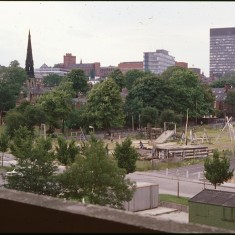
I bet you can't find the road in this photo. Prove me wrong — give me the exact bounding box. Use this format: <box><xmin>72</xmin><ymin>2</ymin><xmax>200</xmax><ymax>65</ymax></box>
<box><xmin>127</xmin><ymin>158</ymin><xmax>235</xmax><ymax>198</ymax></box>
<box><xmin>2</xmin><ymin>152</ymin><xmax>235</xmax><ymax>198</ymax></box>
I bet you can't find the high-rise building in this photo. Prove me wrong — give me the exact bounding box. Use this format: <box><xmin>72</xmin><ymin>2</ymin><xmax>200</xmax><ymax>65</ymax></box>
<box><xmin>143</xmin><ymin>49</ymin><xmax>175</xmax><ymax>75</ymax></box>
<box><xmin>210</xmin><ymin>27</ymin><xmax>235</xmax><ymax>78</ymax></box>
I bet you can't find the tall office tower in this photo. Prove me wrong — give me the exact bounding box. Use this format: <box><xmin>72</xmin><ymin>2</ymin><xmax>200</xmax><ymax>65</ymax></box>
<box><xmin>143</xmin><ymin>49</ymin><xmax>175</xmax><ymax>75</ymax></box>
<box><xmin>210</xmin><ymin>27</ymin><xmax>235</xmax><ymax>78</ymax></box>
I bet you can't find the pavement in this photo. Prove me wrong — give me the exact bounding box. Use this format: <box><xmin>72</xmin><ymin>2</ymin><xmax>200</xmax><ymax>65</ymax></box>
<box><xmin>135</xmin><ymin>207</ymin><xmax>188</xmax><ymax>223</ymax></box>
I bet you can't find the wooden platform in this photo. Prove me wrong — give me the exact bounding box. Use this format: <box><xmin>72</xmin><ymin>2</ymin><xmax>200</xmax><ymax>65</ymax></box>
<box><xmin>155</xmin><ymin>143</ymin><xmax>213</xmax><ymax>160</ymax></box>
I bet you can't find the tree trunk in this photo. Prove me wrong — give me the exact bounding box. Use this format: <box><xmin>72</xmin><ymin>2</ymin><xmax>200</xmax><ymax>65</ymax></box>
<box><xmin>1</xmin><ymin>152</ymin><xmax>4</xmax><ymax>167</ymax></box>
<box><xmin>0</xmin><ymin>110</ymin><xmax>2</xmax><ymax>125</ymax></box>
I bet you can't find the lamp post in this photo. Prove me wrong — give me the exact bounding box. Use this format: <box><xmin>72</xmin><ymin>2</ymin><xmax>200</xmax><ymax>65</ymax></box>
<box><xmin>176</xmin><ymin>169</ymin><xmax>179</xmax><ymax>197</ymax></box>
<box><xmin>203</xmin><ymin>171</ymin><xmax>206</xmax><ymax>189</ymax></box>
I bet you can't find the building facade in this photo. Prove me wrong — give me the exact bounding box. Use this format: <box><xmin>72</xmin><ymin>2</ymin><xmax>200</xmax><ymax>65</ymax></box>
<box><xmin>210</xmin><ymin>27</ymin><xmax>235</xmax><ymax>78</ymax></box>
<box><xmin>118</xmin><ymin>61</ymin><xmax>143</xmax><ymax>73</ymax></box>
<box><xmin>143</xmin><ymin>49</ymin><xmax>175</xmax><ymax>75</ymax></box>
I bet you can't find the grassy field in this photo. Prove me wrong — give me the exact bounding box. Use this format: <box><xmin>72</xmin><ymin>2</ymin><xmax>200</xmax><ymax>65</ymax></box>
<box><xmin>159</xmin><ymin>194</ymin><xmax>189</xmax><ymax>206</ymax></box>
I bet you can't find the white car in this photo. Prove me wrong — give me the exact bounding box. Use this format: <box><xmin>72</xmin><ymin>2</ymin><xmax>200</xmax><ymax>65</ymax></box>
<box><xmin>5</xmin><ymin>168</ymin><xmax>23</xmax><ymax>176</ymax></box>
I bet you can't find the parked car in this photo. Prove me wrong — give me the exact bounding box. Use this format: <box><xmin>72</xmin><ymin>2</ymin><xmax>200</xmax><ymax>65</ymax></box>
<box><xmin>5</xmin><ymin>168</ymin><xmax>23</xmax><ymax>176</ymax></box>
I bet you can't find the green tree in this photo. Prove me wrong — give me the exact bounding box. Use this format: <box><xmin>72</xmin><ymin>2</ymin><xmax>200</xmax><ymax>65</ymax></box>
<box><xmin>85</xmin><ymin>78</ymin><xmax>125</xmax><ymax>135</ymax></box>
<box><xmin>66</xmin><ymin>69</ymin><xmax>89</xmax><ymax>95</ymax></box>
<box><xmin>43</xmin><ymin>74</ymin><xmax>64</xmax><ymax>87</ymax></box>
<box><xmin>140</xmin><ymin>106</ymin><xmax>159</xmax><ymax>127</ymax></box>
<box><xmin>113</xmin><ymin>137</ymin><xmax>139</xmax><ymax>174</ymax></box>
<box><xmin>38</xmin><ymin>83</ymin><xmax>73</xmax><ymax>134</ymax></box>
<box><xmin>0</xmin><ymin>133</ymin><xmax>9</xmax><ymax>167</ymax></box>
<box><xmin>225</xmin><ymin>90</ymin><xmax>235</xmax><ymax>106</ymax></box>
<box><xmin>204</xmin><ymin>150</ymin><xmax>234</xmax><ymax>189</ymax></box>
<box><xmin>0</xmin><ymin>66</ymin><xmax>27</xmax><ymax>124</ymax></box>
<box><xmin>58</xmin><ymin>136</ymin><xmax>135</xmax><ymax>209</ymax></box>
<box><xmin>126</xmin><ymin>74</ymin><xmax>173</xmax><ymax>112</ymax></box>
<box><xmin>4</xmin><ymin>101</ymin><xmax>46</xmax><ymax>137</ymax></box>
<box><xmin>167</xmin><ymin>69</ymin><xmax>214</xmax><ymax>119</ymax></box>
<box><xmin>55</xmin><ymin>137</ymin><xmax>79</xmax><ymax>166</ymax></box>
<box><xmin>108</xmin><ymin>69</ymin><xmax>125</xmax><ymax>91</ymax></box>
<box><xmin>6</xmin><ymin>128</ymin><xmax>60</xmax><ymax>196</ymax></box>
<box><xmin>9</xmin><ymin>60</ymin><xmax>20</xmax><ymax>67</ymax></box>
<box><xmin>124</xmin><ymin>69</ymin><xmax>147</xmax><ymax>90</ymax></box>
<box><xmin>158</xmin><ymin>109</ymin><xmax>183</xmax><ymax>127</ymax></box>
<box><xmin>4</xmin><ymin>111</ymin><xmax>27</xmax><ymax>138</ymax></box>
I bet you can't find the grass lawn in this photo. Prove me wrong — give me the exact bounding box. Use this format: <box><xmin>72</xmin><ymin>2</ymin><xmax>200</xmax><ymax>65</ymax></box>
<box><xmin>159</xmin><ymin>194</ymin><xmax>189</xmax><ymax>206</ymax></box>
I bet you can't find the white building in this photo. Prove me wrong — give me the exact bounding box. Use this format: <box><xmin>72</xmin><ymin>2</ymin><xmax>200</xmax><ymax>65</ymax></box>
<box><xmin>143</xmin><ymin>49</ymin><xmax>175</xmax><ymax>75</ymax></box>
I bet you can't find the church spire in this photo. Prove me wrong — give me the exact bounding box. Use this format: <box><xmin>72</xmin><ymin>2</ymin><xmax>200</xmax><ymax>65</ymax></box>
<box><xmin>25</xmin><ymin>29</ymin><xmax>34</xmax><ymax>78</ymax></box>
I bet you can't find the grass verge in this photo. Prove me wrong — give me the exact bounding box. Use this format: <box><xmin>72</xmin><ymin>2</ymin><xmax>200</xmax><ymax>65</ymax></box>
<box><xmin>159</xmin><ymin>194</ymin><xmax>189</xmax><ymax>206</ymax></box>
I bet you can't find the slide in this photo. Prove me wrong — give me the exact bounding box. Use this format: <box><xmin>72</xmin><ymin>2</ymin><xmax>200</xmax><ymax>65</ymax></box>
<box><xmin>155</xmin><ymin>130</ymin><xmax>175</xmax><ymax>144</ymax></box>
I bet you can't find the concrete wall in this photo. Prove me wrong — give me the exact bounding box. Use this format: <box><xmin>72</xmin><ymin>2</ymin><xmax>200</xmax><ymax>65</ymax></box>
<box><xmin>0</xmin><ymin>188</ymin><xmax>233</xmax><ymax>233</ymax></box>
<box><xmin>124</xmin><ymin>182</ymin><xmax>158</xmax><ymax>212</ymax></box>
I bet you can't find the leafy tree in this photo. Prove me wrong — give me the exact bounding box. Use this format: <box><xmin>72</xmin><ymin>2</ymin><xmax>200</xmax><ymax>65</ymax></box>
<box><xmin>6</xmin><ymin>128</ymin><xmax>60</xmax><ymax>196</ymax></box>
<box><xmin>124</xmin><ymin>70</ymin><xmax>147</xmax><ymax>90</ymax></box>
<box><xmin>225</xmin><ymin>90</ymin><xmax>235</xmax><ymax>106</ymax></box>
<box><xmin>211</xmin><ymin>71</ymin><xmax>235</xmax><ymax>88</ymax></box>
<box><xmin>204</xmin><ymin>150</ymin><xmax>234</xmax><ymax>189</ymax></box>
<box><xmin>158</xmin><ymin>109</ymin><xmax>183</xmax><ymax>127</ymax></box>
<box><xmin>85</xmin><ymin>78</ymin><xmax>125</xmax><ymax>135</ymax></box>
<box><xmin>0</xmin><ymin>66</ymin><xmax>27</xmax><ymax>124</ymax></box>
<box><xmin>108</xmin><ymin>69</ymin><xmax>125</xmax><ymax>91</ymax></box>
<box><xmin>4</xmin><ymin>111</ymin><xmax>27</xmax><ymax>138</ymax></box>
<box><xmin>9</xmin><ymin>60</ymin><xmax>20</xmax><ymax>67</ymax></box>
<box><xmin>126</xmin><ymin>74</ymin><xmax>173</xmax><ymax>112</ymax></box>
<box><xmin>4</xmin><ymin>101</ymin><xmax>46</xmax><ymax>137</ymax></box>
<box><xmin>140</xmin><ymin>106</ymin><xmax>159</xmax><ymax>127</ymax></box>
<box><xmin>55</xmin><ymin>137</ymin><xmax>79</xmax><ymax>166</ymax></box>
<box><xmin>167</xmin><ymin>69</ymin><xmax>214</xmax><ymax>119</ymax></box>
<box><xmin>113</xmin><ymin>137</ymin><xmax>139</xmax><ymax>174</ymax></box>
<box><xmin>43</xmin><ymin>74</ymin><xmax>64</xmax><ymax>87</ymax></box>
<box><xmin>58</xmin><ymin>136</ymin><xmax>135</xmax><ymax>209</ymax></box>
<box><xmin>0</xmin><ymin>133</ymin><xmax>9</xmax><ymax>167</ymax></box>
<box><xmin>66</xmin><ymin>69</ymin><xmax>89</xmax><ymax>95</ymax></box>
<box><xmin>38</xmin><ymin>82</ymin><xmax>73</xmax><ymax>134</ymax></box>
<box><xmin>124</xmin><ymin>97</ymin><xmax>143</xmax><ymax>128</ymax></box>
<box><xmin>160</xmin><ymin>66</ymin><xmax>185</xmax><ymax>80</ymax></box>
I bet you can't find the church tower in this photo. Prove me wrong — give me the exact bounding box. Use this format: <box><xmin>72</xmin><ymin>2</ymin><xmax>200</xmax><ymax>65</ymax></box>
<box><xmin>25</xmin><ymin>30</ymin><xmax>35</xmax><ymax>79</ymax></box>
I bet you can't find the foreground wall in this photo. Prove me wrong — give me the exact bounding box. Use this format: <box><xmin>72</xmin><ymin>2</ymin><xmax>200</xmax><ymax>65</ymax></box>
<box><xmin>0</xmin><ymin>188</ymin><xmax>233</xmax><ymax>233</ymax></box>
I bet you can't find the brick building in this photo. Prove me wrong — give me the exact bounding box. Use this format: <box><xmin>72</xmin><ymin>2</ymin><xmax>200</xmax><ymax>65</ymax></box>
<box><xmin>118</xmin><ymin>61</ymin><xmax>143</xmax><ymax>73</ymax></box>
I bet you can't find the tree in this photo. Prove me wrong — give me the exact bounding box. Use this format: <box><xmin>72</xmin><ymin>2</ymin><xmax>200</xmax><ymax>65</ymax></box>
<box><xmin>225</xmin><ymin>90</ymin><xmax>235</xmax><ymax>106</ymax></box>
<box><xmin>204</xmin><ymin>150</ymin><xmax>234</xmax><ymax>189</ymax></box>
<box><xmin>58</xmin><ymin>136</ymin><xmax>135</xmax><ymax>209</ymax></box>
<box><xmin>38</xmin><ymin>82</ymin><xmax>74</xmax><ymax>134</ymax></box>
<box><xmin>85</xmin><ymin>78</ymin><xmax>125</xmax><ymax>134</ymax></box>
<box><xmin>125</xmin><ymin>70</ymin><xmax>150</xmax><ymax>90</ymax></box>
<box><xmin>0</xmin><ymin>66</ymin><xmax>28</xmax><ymax>124</ymax></box>
<box><xmin>55</xmin><ymin>137</ymin><xmax>79</xmax><ymax>166</ymax></box>
<box><xmin>4</xmin><ymin>101</ymin><xmax>46</xmax><ymax>137</ymax></box>
<box><xmin>108</xmin><ymin>69</ymin><xmax>125</xmax><ymax>91</ymax></box>
<box><xmin>167</xmin><ymin>69</ymin><xmax>214</xmax><ymax>119</ymax></box>
<box><xmin>43</xmin><ymin>74</ymin><xmax>64</xmax><ymax>87</ymax></box>
<box><xmin>9</xmin><ymin>60</ymin><xmax>20</xmax><ymax>67</ymax></box>
<box><xmin>158</xmin><ymin>109</ymin><xmax>183</xmax><ymax>127</ymax></box>
<box><xmin>140</xmin><ymin>106</ymin><xmax>159</xmax><ymax>127</ymax></box>
<box><xmin>66</xmin><ymin>69</ymin><xmax>89</xmax><ymax>95</ymax></box>
<box><xmin>6</xmin><ymin>128</ymin><xmax>60</xmax><ymax>197</ymax></box>
<box><xmin>126</xmin><ymin>74</ymin><xmax>173</xmax><ymax>112</ymax></box>
<box><xmin>113</xmin><ymin>137</ymin><xmax>139</xmax><ymax>174</ymax></box>
<box><xmin>0</xmin><ymin>133</ymin><xmax>9</xmax><ymax>167</ymax></box>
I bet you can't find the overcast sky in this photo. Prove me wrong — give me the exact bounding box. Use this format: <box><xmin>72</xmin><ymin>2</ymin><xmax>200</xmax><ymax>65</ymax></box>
<box><xmin>0</xmin><ymin>1</ymin><xmax>235</xmax><ymax>76</ymax></box>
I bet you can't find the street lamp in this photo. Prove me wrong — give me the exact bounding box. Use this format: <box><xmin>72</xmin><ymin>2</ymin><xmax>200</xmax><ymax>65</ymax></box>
<box><xmin>176</xmin><ymin>169</ymin><xmax>179</xmax><ymax>197</ymax></box>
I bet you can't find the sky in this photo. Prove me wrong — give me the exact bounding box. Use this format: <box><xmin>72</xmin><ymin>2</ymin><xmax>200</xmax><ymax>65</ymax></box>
<box><xmin>0</xmin><ymin>1</ymin><xmax>235</xmax><ymax>77</ymax></box>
